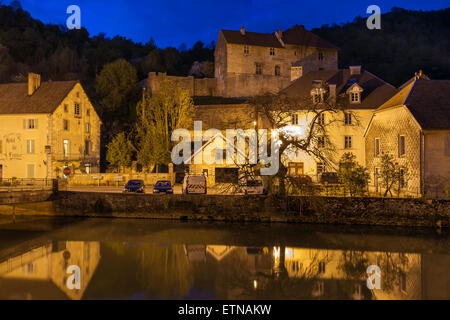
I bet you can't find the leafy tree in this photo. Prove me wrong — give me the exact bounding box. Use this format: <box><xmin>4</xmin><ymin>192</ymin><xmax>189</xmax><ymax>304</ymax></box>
<box><xmin>136</xmin><ymin>79</ymin><xmax>194</xmax><ymax>170</ymax></box>
<box><xmin>95</xmin><ymin>58</ymin><xmax>140</xmax><ymax>117</ymax></box>
<box><xmin>378</xmin><ymin>153</ymin><xmax>409</xmax><ymax>197</ymax></box>
<box><xmin>338</xmin><ymin>152</ymin><xmax>370</xmax><ymax>196</ymax></box>
<box><xmin>106</xmin><ymin>132</ymin><xmax>132</xmax><ymax>172</ymax></box>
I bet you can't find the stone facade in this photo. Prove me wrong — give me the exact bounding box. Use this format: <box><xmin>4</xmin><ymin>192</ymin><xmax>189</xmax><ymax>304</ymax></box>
<box><xmin>215</xmin><ymin>29</ymin><xmax>338</xmax><ymax>97</ymax></box>
<box><xmin>146</xmin><ymin>72</ymin><xmax>217</xmax><ymax>97</ymax></box>
<box><xmin>365</xmin><ymin>106</ymin><xmax>423</xmax><ymax>196</ymax></box>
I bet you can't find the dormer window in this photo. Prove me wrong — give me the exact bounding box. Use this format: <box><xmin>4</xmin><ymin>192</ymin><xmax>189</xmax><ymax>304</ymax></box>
<box><xmin>244</xmin><ymin>45</ymin><xmax>249</xmax><ymax>55</ymax></box>
<box><xmin>350</xmin><ymin>92</ymin><xmax>360</xmax><ymax>103</ymax></box>
<box><xmin>347</xmin><ymin>83</ymin><xmax>363</xmax><ymax>104</ymax></box>
<box><xmin>270</xmin><ymin>48</ymin><xmax>275</xmax><ymax>56</ymax></box>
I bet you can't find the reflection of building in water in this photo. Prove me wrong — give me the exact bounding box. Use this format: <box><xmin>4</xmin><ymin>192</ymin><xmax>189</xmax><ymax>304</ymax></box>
<box><xmin>206</xmin><ymin>245</ymin><xmax>236</xmax><ymax>261</ymax></box>
<box><xmin>278</xmin><ymin>247</ymin><xmax>424</xmax><ymax>300</ymax></box>
<box><xmin>0</xmin><ymin>241</ymin><xmax>100</xmax><ymax>300</ymax></box>
<box><xmin>195</xmin><ymin>244</ymin><xmax>450</xmax><ymax>300</ymax></box>
<box><xmin>184</xmin><ymin>245</ymin><xmax>207</xmax><ymax>263</ymax></box>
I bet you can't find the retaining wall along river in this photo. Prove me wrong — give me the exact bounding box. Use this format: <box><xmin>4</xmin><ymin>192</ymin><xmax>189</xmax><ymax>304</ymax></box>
<box><xmin>0</xmin><ymin>191</ymin><xmax>448</xmax><ymax>228</ymax></box>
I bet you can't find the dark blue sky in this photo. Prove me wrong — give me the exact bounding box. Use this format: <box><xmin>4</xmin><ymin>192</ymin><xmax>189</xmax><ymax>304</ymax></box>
<box><xmin>18</xmin><ymin>0</ymin><xmax>450</xmax><ymax>48</ymax></box>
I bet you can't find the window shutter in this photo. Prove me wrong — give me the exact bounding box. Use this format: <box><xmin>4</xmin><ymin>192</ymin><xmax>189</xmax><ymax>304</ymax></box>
<box><xmin>23</xmin><ymin>119</ymin><xmax>26</xmax><ymax>129</ymax></box>
<box><xmin>35</xmin><ymin>119</ymin><xmax>38</xmax><ymax>130</ymax></box>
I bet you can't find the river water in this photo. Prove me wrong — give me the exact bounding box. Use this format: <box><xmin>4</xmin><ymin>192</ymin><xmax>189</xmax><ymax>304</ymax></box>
<box><xmin>0</xmin><ymin>217</ymin><xmax>449</xmax><ymax>300</ymax></box>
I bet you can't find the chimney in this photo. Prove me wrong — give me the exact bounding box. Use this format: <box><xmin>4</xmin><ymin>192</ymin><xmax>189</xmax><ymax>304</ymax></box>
<box><xmin>28</xmin><ymin>73</ymin><xmax>41</xmax><ymax>96</ymax></box>
<box><xmin>328</xmin><ymin>84</ymin><xmax>337</xmax><ymax>101</ymax></box>
<box><xmin>240</xmin><ymin>26</ymin><xmax>245</xmax><ymax>36</ymax></box>
<box><xmin>349</xmin><ymin>66</ymin><xmax>361</xmax><ymax>75</ymax></box>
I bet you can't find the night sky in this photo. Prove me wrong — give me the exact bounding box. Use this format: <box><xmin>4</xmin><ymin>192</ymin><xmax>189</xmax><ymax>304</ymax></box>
<box><xmin>18</xmin><ymin>0</ymin><xmax>450</xmax><ymax>48</ymax></box>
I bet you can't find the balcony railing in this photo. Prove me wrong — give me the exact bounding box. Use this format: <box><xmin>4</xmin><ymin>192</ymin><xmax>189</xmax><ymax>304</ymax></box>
<box><xmin>52</xmin><ymin>153</ymin><xmax>99</xmax><ymax>162</ymax></box>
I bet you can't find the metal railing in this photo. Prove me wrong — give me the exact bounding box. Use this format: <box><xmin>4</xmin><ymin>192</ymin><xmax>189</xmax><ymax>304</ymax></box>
<box><xmin>0</xmin><ymin>178</ymin><xmax>54</xmax><ymax>191</ymax></box>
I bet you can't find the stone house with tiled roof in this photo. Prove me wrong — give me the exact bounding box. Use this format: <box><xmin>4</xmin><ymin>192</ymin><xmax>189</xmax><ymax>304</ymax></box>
<box><xmin>278</xmin><ymin>66</ymin><xmax>397</xmax><ymax>180</ymax></box>
<box><xmin>364</xmin><ymin>77</ymin><xmax>450</xmax><ymax>198</ymax></box>
<box><xmin>0</xmin><ymin>73</ymin><xmax>101</xmax><ymax>180</ymax></box>
<box><xmin>215</xmin><ymin>25</ymin><xmax>339</xmax><ymax>97</ymax></box>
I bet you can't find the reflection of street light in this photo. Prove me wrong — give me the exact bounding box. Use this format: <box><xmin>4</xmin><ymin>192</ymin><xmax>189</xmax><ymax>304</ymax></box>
<box><xmin>253</xmin><ymin>121</ymin><xmax>257</xmax><ymax>126</ymax></box>
<box><xmin>253</xmin><ymin>280</ymin><xmax>258</xmax><ymax>289</ymax></box>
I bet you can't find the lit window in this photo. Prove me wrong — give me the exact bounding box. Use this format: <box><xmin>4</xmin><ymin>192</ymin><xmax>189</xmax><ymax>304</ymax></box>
<box><xmin>63</xmin><ymin>140</ymin><xmax>69</xmax><ymax>157</ymax></box>
<box><xmin>344</xmin><ymin>113</ymin><xmax>352</xmax><ymax>125</ymax></box>
<box><xmin>26</xmin><ymin>139</ymin><xmax>35</xmax><ymax>154</ymax></box>
<box><xmin>270</xmin><ymin>48</ymin><xmax>275</xmax><ymax>56</ymax></box>
<box><xmin>398</xmin><ymin>135</ymin><xmax>406</xmax><ymax>157</ymax></box>
<box><xmin>375</xmin><ymin>138</ymin><xmax>380</xmax><ymax>157</ymax></box>
<box><xmin>291</xmin><ymin>113</ymin><xmax>299</xmax><ymax>125</ymax></box>
<box><xmin>350</xmin><ymin>92</ymin><xmax>360</xmax><ymax>103</ymax></box>
<box><xmin>243</xmin><ymin>45</ymin><xmax>249</xmax><ymax>55</ymax></box>
<box><xmin>275</xmin><ymin>65</ymin><xmax>281</xmax><ymax>76</ymax></box>
<box><xmin>345</xmin><ymin>136</ymin><xmax>352</xmax><ymax>149</ymax></box>
<box><xmin>255</xmin><ymin>63</ymin><xmax>263</xmax><ymax>75</ymax></box>
<box><xmin>85</xmin><ymin>123</ymin><xmax>91</xmax><ymax>133</ymax></box>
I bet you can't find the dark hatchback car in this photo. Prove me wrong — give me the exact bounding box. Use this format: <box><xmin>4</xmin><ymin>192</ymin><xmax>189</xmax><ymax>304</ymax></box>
<box><xmin>153</xmin><ymin>181</ymin><xmax>174</xmax><ymax>194</ymax></box>
<box><xmin>123</xmin><ymin>180</ymin><xmax>146</xmax><ymax>193</ymax></box>
<box><xmin>320</xmin><ymin>172</ymin><xmax>340</xmax><ymax>184</ymax></box>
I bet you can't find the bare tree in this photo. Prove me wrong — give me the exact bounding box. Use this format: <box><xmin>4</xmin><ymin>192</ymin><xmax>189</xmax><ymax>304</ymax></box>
<box><xmin>227</xmin><ymin>82</ymin><xmax>355</xmax><ymax>196</ymax></box>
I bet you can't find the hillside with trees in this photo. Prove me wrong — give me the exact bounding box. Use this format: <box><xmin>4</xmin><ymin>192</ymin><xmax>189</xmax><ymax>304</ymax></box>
<box><xmin>313</xmin><ymin>7</ymin><xmax>450</xmax><ymax>86</ymax></box>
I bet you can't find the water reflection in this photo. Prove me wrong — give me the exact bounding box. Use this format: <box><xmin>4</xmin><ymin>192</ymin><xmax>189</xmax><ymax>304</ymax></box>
<box><xmin>0</xmin><ymin>220</ymin><xmax>449</xmax><ymax>300</ymax></box>
<box><xmin>0</xmin><ymin>241</ymin><xmax>100</xmax><ymax>300</ymax></box>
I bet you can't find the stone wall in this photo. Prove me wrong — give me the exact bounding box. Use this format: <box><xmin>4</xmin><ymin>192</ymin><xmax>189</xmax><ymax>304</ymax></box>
<box><xmin>0</xmin><ymin>190</ymin><xmax>54</xmax><ymax>205</ymax></box>
<box><xmin>147</xmin><ymin>72</ymin><xmax>217</xmax><ymax>97</ymax></box>
<box><xmin>49</xmin><ymin>192</ymin><xmax>450</xmax><ymax>228</ymax></box>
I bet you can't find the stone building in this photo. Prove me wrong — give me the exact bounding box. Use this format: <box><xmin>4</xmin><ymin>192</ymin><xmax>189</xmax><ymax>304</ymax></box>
<box><xmin>279</xmin><ymin>66</ymin><xmax>397</xmax><ymax>180</ymax></box>
<box><xmin>0</xmin><ymin>73</ymin><xmax>101</xmax><ymax>180</ymax></box>
<box><xmin>144</xmin><ymin>25</ymin><xmax>339</xmax><ymax>99</ymax></box>
<box><xmin>215</xmin><ymin>25</ymin><xmax>339</xmax><ymax>97</ymax></box>
<box><xmin>364</xmin><ymin>77</ymin><xmax>450</xmax><ymax>198</ymax></box>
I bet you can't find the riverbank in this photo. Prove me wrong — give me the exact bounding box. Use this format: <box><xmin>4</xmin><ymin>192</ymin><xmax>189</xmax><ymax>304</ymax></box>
<box><xmin>0</xmin><ymin>191</ymin><xmax>448</xmax><ymax>229</ymax></box>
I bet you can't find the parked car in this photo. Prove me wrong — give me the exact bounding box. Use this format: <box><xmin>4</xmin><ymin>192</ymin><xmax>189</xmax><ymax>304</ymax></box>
<box><xmin>182</xmin><ymin>175</ymin><xmax>207</xmax><ymax>194</ymax></box>
<box><xmin>243</xmin><ymin>177</ymin><xmax>267</xmax><ymax>195</ymax></box>
<box><xmin>153</xmin><ymin>180</ymin><xmax>174</xmax><ymax>194</ymax></box>
<box><xmin>123</xmin><ymin>180</ymin><xmax>145</xmax><ymax>193</ymax></box>
<box><xmin>320</xmin><ymin>172</ymin><xmax>340</xmax><ymax>185</ymax></box>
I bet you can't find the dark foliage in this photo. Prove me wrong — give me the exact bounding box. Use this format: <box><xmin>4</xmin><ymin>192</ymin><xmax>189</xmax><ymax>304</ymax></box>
<box><xmin>313</xmin><ymin>7</ymin><xmax>450</xmax><ymax>86</ymax></box>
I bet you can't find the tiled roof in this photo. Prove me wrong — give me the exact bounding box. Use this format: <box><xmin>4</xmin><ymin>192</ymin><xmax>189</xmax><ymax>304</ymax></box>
<box><xmin>221</xmin><ymin>25</ymin><xmax>338</xmax><ymax>49</ymax></box>
<box><xmin>377</xmin><ymin>79</ymin><xmax>450</xmax><ymax>130</ymax></box>
<box><xmin>281</xmin><ymin>25</ymin><xmax>338</xmax><ymax>49</ymax></box>
<box><xmin>280</xmin><ymin>69</ymin><xmax>397</xmax><ymax>109</ymax></box>
<box><xmin>0</xmin><ymin>80</ymin><xmax>78</xmax><ymax>114</ymax></box>
<box><xmin>221</xmin><ymin>30</ymin><xmax>283</xmax><ymax>48</ymax></box>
